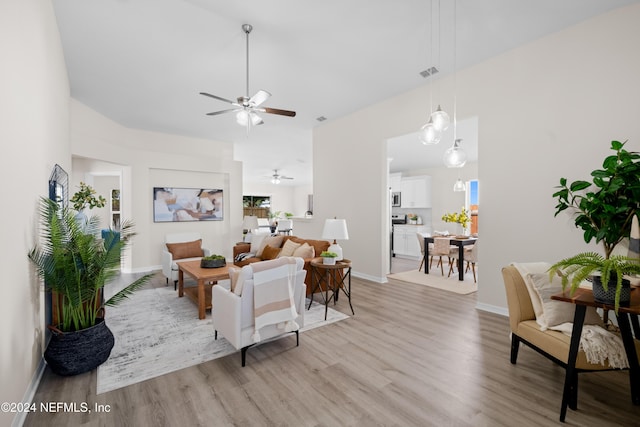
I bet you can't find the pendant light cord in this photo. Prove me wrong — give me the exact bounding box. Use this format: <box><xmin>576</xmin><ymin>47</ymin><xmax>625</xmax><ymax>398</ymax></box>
<box><xmin>452</xmin><ymin>0</ymin><xmax>457</xmax><ymax>143</ymax></box>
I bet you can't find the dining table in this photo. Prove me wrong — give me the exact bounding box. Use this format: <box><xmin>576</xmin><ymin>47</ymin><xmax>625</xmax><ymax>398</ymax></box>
<box><xmin>423</xmin><ymin>236</ymin><xmax>477</xmax><ymax>280</ymax></box>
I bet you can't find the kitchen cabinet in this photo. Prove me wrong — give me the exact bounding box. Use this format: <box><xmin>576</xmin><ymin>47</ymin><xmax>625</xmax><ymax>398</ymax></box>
<box><xmin>393</xmin><ymin>225</ymin><xmax>428</xmax><ymax>258</ymax></box>
<box><xmin>400</xmin><ymin>176</ymin><xmax>431</xmax><ymax>208</ymax></box>
<box><xmin>390</xmin><ymin>173</ymin><xmax>402</xmax><ymax>192</ymax></box>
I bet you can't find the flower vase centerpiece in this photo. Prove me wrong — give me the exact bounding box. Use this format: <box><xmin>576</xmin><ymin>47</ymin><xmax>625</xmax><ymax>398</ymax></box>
<box><xmin>442</xmin><ymin>207</ymin><xmax>470</xmax><ymax>237</ymax></box>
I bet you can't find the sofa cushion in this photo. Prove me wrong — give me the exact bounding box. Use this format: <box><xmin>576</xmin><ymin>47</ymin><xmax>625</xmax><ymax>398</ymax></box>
<box><xmin>166</xmin><ymin>239</ymin><xmax>204</xmax><ymax>260</ymax></box>
<box><xmin>287</xmin><ymin>236</ymin><xmax>330</xmax><ymax>257</ymax></box>
<box><xmin>256</xmin><ymin>235</ymin><xmax>285</xmax><ymax>257</ymax></box>
<box><xmin>262</xmin><ymin>245</ymin><xmax>281</xmax><ymax>260</ymax></box>
<box><xmin>280</xmin><ymin>239</ymin><xmax>301</xmax><ymax>257</ymax></box>
<box><xmin>250</xmin><ymin>233</ymin><xmax>267</xmax><ymax>255</ymax></box>
<box><xmin>292</xmin><ymin>242</ymin><xmax>315</xmax><ymax>259</ymax></box>
<box><xmin>527</xmin><ymin>273</ymin><xmax>603</xmax><ymax>330</ymax></box>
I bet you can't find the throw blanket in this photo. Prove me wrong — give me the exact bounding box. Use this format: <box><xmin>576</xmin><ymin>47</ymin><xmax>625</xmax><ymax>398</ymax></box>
<box><xmin>251</xmin><ymin>261</ymin><xmax>299</xmax><ymax>343</ymax></box>
<box><xmin>550</xmin><ymin>322</ymin><xmax>629</xmax><ymax>369</ymax></box>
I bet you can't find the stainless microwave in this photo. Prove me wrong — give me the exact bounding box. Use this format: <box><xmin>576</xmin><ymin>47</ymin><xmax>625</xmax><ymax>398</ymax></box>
<box><xmin>391</xmin><ymin>192</ymin><xmax>401</xmax><ymax>207</ymax></box>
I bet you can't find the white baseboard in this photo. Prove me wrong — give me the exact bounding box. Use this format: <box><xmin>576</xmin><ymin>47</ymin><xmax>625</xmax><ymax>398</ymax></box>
<box><xmin>12</xmin><ymin>357</ymin><xmax>46</xmax><ymax>427</ymax></box>
<box><xmin>476</xmin><ymin>302</ymin><xmax>508</xmax><ymax>317</ymax></box>
<box><xmin>122</xmin><ymin>265</ymin><xmax>160</xmax><ymax>274</ymax></box>
<box><xmin>352</xmin><ymin>271</ymin><xmax>387</xmax><ymax>283</ymax></box>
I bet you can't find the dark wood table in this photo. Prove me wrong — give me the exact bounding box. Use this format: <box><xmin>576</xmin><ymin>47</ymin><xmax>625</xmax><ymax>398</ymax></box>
<box><xmin>177</xmin><ymin>260</ymin><xmax>231</xmax><ymax>319</ymax></box>
<box><xmin>308</xmin><ymin>257</ymin><xmax>354</xmax><ymax>320</ymax></box>
<box><xmin>423</xmin><ymin>236</ymin><xmax>477</xmax><ymax>280</ymax></box>
<box><xmin>551</xmin><ymin>287</ymin><xmax>640</xmax><ymax>422</ymax></box>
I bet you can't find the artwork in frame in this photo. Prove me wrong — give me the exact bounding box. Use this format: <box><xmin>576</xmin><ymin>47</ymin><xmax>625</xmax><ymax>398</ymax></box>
<box><xmin>153</xmin><ymin>187</ymin><xmax>223</xmax><ymax>222</ymax></box>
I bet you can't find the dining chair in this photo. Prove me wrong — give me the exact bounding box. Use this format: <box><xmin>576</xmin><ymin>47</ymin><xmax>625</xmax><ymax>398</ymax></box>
<box><xmin>448</xmin><ymin>240</ymin><xmax>478</xmax><ymax>282</ymax></box>
<box><xmin>416</xmin><ymin>232</ymin><xmax>431</xmax><ymax>271</ymax></box>
<box><xmin>431</xmin><ymin>237</ymin><xmax>452</xmax><ymax>275</ymax></box>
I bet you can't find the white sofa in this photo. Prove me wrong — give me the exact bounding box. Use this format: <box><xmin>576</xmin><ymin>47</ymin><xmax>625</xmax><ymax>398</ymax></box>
<box><xmin>213</xmin><ymin>257</ymin><xmax>306</xmax><ymax>366</ymax></box>
<box><xmin>161</xmin><ymin>232</ymin><xmax>210</xmax><ymax>290</ymax></box>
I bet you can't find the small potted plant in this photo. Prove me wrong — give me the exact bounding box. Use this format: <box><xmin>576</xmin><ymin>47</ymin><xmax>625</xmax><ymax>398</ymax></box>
<box><xmin>70</xmin><ymin>181</ymin><xmax>107</xmax><ymax>212</ymax></box>
<box><xmin>200</xmin><ymin>254</ymin><xmax>226</xmax><ymax>268</ymax></box>
<box><xmin>549</xmin><ymin>140</ymin><xmax>640</xmax><ymax>311</ymax></box>
<box><xmin>320</xmin><ymin>251</ymin><xmax>338</xmax><ymax>265</ymax></box>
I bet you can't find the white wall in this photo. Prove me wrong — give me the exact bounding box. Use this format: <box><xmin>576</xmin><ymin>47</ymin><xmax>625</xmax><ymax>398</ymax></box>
<box><xmin>69</xmin><ymin>99</ymin><xmax>244</xmax><ymax>269</ymax></box>
<box><xmin>0</xmin><ymin>0</ymin><xmax>70</xmax><ymax>425</ymax></box>
<box><xmin>313</xmin><ymin>4</ymin><xmax>640</xmax><ymax>309</ymax></box>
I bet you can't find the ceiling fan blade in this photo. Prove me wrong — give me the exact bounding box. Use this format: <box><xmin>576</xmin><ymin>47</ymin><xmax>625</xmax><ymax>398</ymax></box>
<box><xmin>249</xmin><ymin>90</ymin><xmax>271</xmax><ymax>107</ymax></box>
<box><xmin>263</xmin><ymin>107</ymin><xmax>297</xmax><ymax>117</ymax></box>
<box><xmin>200</xmin><ymin>92</ymin><xmax>237</xmax><ymax>105</ymax></box>
<box><xmin>206</xmin><ymin>108</ymin><xmax>239</xmax><ymax>116</ymax></box>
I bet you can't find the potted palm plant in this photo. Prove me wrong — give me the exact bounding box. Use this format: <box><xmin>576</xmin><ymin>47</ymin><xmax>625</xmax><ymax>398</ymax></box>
<box><xmin>549</xmin><ymin>140</ymin><xmax>640</xmax><ymax>311</ymax></box>
<box><xmin>28</xmin><ymin>197</ymin><xmax>153</xmax><ymax>375</ymax></box>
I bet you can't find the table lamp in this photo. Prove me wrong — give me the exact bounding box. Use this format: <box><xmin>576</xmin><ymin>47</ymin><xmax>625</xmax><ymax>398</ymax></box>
<box><xmin>242</xmin><ymin>215</ymin><xmax>259</xmax><ymax>242</ymax></box>
<box><xmin>322</xmin><ymin>218</ymin><xmax>349</xmax><ymax>261</ymax></box>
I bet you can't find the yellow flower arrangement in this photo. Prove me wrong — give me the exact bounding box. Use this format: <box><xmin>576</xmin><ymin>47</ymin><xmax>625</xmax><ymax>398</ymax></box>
<box><xmin>442</xmin><ymin>207</ymin><xmax>470</xmax><ymax>229</ymax></box>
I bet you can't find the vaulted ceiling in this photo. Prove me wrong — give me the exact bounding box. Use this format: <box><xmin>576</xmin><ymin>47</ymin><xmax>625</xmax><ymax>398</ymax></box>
<box><xmin>52</xmin><ymin>0</ymin><xmax>639</xmax><ymax>185</ymax></box>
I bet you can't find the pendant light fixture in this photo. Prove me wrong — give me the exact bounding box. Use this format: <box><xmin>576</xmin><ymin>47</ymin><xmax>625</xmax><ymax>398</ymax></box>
<box><xmin>429</xmin><ymin>0</ymin><xmax>449</xmax><ymax>133</ymax></box>
<box><xmin>419</xmin><ymin>0</ymin><xmax>441</xmax><ymax>145</ymax></box>
<box><xmin>453</xmin><ymin>177</ymin><xmax>466</xmax><ymax>192</ymax></box>
<box><xmin>443</xmin><ymin>0</ymin><xmax>466</xmax><ymax>169</ymax></box>
<box><xmin>444</xmin><ymin>139</ymin><xmax>467</xmax><ymax>168</ymax></box>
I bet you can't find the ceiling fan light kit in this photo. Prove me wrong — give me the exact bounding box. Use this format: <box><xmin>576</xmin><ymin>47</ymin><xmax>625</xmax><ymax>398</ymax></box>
<box><xmin>270</xmin><ymin>169</ymin><xmax>293</xmax><ymax>185</ymax></box>
<box><xmin>200</xmin><ymin>24</ymin><xmax>296</xmax><ymax>132</ymax></box>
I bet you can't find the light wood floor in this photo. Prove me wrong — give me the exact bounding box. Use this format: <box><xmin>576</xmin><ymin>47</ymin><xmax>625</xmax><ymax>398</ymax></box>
<box><xmin>25</xmin><ymin>271</ymin><xmax>640</xmax><ymax>426</ymax></box>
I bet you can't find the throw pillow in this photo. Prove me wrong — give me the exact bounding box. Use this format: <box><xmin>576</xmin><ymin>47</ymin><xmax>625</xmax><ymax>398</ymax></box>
<box><xmin>291</xmin><ymin>242</ymin><xmax>315</xmax><ymax>259</ymax></box>
<box><xmin>256</xmin><ymin>235</ymin><xmax>285</xmax><ymax>258</ymax></box>
<box><xmin>166</xmin><ymin>239</ymin><xmax>204</xmax><ymax>260</ymax></box>
<box><xmin>527</xmin><ymin>273</ymin><xmax>603</xmax><ymax>330</ymax></box>
<box><xmin>262</xmin><ymin>245</ymin><xmax>281</xmax><ymax>260</ymax></box>
<box><xmin>512</xmin><ymin>262</ymin><xmax>551</xmax><ymax>322</ymax></box>
<box><xmin>279</xmin><ymin>239</ymin><xmax>301</xmax><ymax>257</ymax></box>
<box><xmin>250</xmin><ymin>233</ymin><xmax>267</xmax><ymax>255</ymax></box>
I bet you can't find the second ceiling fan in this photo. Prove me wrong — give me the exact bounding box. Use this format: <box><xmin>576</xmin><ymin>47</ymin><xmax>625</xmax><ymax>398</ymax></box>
<box><xmin>200</xmin><ymin>24</ymin><xmax>296</xmax><ymax>132</ymax></box>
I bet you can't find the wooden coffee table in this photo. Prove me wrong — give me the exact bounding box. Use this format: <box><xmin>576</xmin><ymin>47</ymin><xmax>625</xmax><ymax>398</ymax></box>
<box><xmin>177</xmin><ymin>260</ymin><xmax>231</xmax><ymax>319</ymax></box>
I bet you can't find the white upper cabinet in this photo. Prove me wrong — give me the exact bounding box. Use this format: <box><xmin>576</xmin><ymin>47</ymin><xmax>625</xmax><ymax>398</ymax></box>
<box><xmin>400</xmin><ymin>176</ymin><xmax>432</xmax><ymax>208</ymax></box>
<box><xmin>389</xmin><ymin>173</ymin><xmax>402</xmax><ymax>192</ymax></box>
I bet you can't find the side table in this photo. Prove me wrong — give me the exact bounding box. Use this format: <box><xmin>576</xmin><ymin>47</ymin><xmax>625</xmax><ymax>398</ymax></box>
<box><xmin>308</xmin><ymin>257</ymin><xmax>354</xmax><ymax>320</ymax></box>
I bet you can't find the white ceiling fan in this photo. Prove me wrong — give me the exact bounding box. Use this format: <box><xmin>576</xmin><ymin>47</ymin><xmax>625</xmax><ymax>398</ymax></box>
<box><xmin>200</xmin><ymin>24</ymin><xmax>296</xmax><ymax>132</ymax></box>
<box><xmin>270</xmin><ymin>169</ymin><xmax>294</xmax><ymax>184</ymax></box>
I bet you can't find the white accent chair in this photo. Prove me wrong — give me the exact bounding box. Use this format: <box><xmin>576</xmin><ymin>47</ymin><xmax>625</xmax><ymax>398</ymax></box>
<box><xmin>213</xmin><ymin>257</ymin><xmax>306</xmax><ymax>366</ymax></box>
<box><xmin>276</xmin><ymin>219</ymin><xmax>293</xmax><ymax>235</ymax></box>
<box><xmin>161</xmin><ymin>232</ymin><xmax>210</xmax><ymax>290</ymax></box>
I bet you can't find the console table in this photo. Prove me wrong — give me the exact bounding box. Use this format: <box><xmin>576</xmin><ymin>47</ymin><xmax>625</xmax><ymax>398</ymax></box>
<box><xmin>551</xmin><ymin>287</ymin><xmax>640</xmax><ymax>422</ymax></box>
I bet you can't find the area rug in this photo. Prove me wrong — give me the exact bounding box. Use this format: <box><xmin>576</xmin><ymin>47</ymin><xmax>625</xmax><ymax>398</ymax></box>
<box><xmin>387</xmin><ymin>269</ymin><xmax>477</xmax><ymax>295</ymax></box>
<box><xmin>97</xmin><ymin>285</ymin><xmax>349</xmax><ymax>394</ymax></box>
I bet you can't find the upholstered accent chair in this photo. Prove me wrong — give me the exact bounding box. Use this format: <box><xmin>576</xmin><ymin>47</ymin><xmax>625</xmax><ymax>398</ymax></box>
<box><xmin>430</xmin><ymin>237</ymin><xmax>452</xmax><ymax>275</ymax></box>
<box><xmin>213</xmin><ymin>257</ymin><xmax>307</xmax><ymax>366</ymax></box>
<box><xmin>161</xmin><ymin>232</ymin><xmax>210</xmax><ymax>290</ymax></box>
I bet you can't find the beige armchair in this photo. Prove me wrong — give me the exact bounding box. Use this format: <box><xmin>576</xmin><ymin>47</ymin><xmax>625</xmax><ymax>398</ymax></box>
<box><xmin>161</xmin><ymin>232</ymin><xmax>210</xmax><ymax>290</ymax></box>
<box><xmin>213</xmin><ymin>257</ymin><xmax>306</xmax><ymax>366</ymax></box>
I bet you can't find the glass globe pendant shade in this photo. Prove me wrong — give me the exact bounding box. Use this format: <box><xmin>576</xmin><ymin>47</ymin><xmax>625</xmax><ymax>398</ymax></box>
<box><xmin>431</xmin><ymin>105</ymin><xmax>450</xmax><ymax>132</ymax></box>
<box><xmin>453</xmin><ymin>178</ymin><xmax>465</xmax><ymax>192</ymax></box>
<box><xmin>419</xmin><ymin>119</ymin><xmax>441</xmax><ymax>145</ymax></box>
<box><xmin>443</xmin><ymin>139</ymin><xmax>467</xmax><ymax>168</ymax></box>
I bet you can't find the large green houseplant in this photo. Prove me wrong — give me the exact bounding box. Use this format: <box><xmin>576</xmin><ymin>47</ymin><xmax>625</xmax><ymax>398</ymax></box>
<box><xmin>29</xmin><ymin>197</ymin><xmax>152</xmax><ymax>375</ymax></box>
<box><xmin>549</xmin><ymin>140</ymin><xmax>640</xmax><ymax>311</ymax></box>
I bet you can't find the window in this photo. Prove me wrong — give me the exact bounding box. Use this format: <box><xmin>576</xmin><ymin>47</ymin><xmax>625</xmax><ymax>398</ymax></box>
<box><xmin>243</xmin><ymin>196</ymin><xmax>271</xmax><ymax>218</ymax></box>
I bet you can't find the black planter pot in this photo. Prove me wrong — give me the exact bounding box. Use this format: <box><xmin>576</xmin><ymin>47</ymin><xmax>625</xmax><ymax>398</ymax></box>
<box><xmin>44</xmin><ymin>318</ymin><xmax>115</xmax><ymax>376</ymax></box>
<box><xmin>592</xmin><ymin>275</ymin><xmax>631</xmax><ymax>307</ymax></box>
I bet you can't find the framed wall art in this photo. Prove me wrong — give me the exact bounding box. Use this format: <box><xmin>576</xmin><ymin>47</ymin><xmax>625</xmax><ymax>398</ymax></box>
<box><xmin>153</xmin><ymin>187</ymin><xmax>223</xmax><ymax>222</ymax></box>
